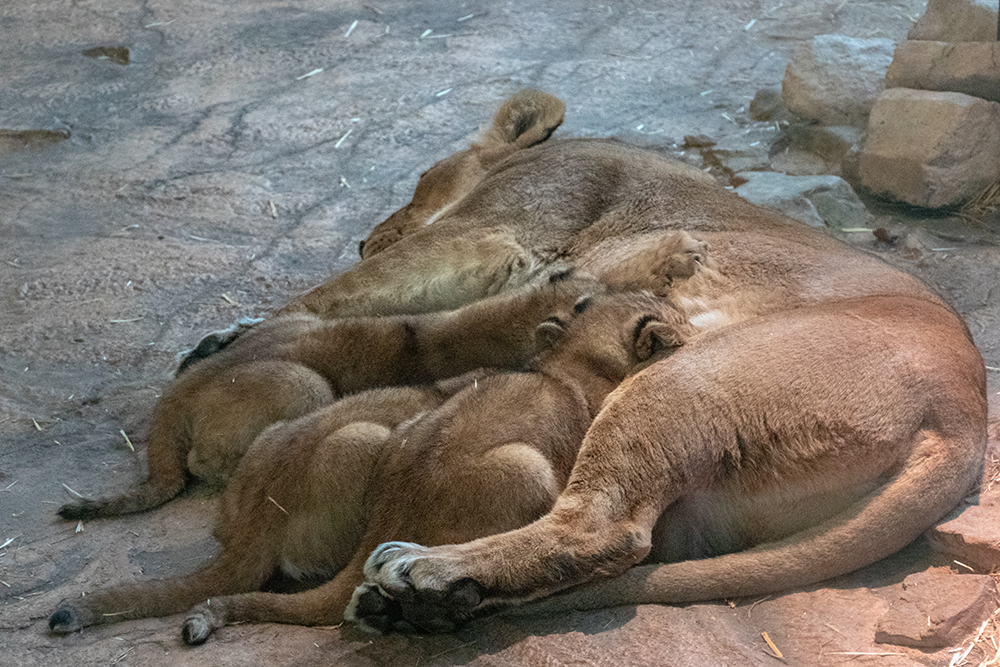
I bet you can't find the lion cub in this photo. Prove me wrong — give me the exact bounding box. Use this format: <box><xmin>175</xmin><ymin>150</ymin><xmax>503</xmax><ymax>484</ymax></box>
<box><xmin>49</xmin><ymin>287</ymin><xmax>699</xmax><ymax>641</ymax></box>
<box><xmin>56</xmin><ymin>274</ymin><xmax>598</xmax><ymax>521</ymax></box>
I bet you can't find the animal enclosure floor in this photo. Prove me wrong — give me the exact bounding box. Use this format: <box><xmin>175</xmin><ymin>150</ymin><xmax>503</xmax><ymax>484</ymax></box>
<box><xmin>2</xmin><ymin>1</ymin><xmax>998</xmax><ymax>665</ymax></box>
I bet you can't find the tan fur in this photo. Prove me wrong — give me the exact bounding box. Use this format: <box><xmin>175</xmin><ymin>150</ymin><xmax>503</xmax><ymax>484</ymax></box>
<box><xmin>52</xmin><ymin>90</ymin><xmax>987</xmax><ymax>636</ymax></box>
<box><xmin>359</xmin><ymin>89</ymin><xmax>565</xmax><ymax>259</ymax></box>
<box><xmin>56</xmin><ymin>275</ymin><xmax>601</xmax><ymax>520</ymax></box>
<box><xmin>355</xmin><ymin>296</ymin><xmax>985</xmax><ymax>632</ymax></box>
<box><xmin>258</xmin><ymin>92</ymin><xmax>983</xmax><ymax>631</ymax></box>
<box><xmin>47</xmin><ymin>290</ymin><xmax>697</xmax><ymax>641</ymax></box>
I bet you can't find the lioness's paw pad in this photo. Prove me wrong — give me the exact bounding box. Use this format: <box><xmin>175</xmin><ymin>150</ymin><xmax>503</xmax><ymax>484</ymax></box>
<box><xmin>346</xmin><ymin>583</ymin><xmax>404</xmax><ymax>634</ymax></box>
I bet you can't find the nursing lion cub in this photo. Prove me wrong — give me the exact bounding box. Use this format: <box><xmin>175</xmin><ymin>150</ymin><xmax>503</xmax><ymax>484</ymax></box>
<box><xmin>57</xmin><ymin>227</ymin><xmax>709</xmax><ymax>521</ymax></box>
<box><xmin>57</xmin><ymin>276</ymin><xmax>595</xmax><ymax>519</ymax></box>
<box><xmin>48</xmin><ymin>291</ymin><xmax>695</xmax><ymax>640</ymax></box>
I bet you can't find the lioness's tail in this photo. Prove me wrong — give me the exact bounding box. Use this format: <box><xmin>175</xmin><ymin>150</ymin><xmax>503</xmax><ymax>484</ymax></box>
<box><xmin>516</xmin><ymin>426</ymin><xmax>984</xmax><ymax>615</ymax></box>
<box><xmin>57</xmin><ymin>396</ymin><xmax>190</xmax><ymax>521</ymax></box>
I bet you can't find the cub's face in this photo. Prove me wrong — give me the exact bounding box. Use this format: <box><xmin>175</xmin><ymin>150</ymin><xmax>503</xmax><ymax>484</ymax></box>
<box><xmin>538</xmin><ymin>293</ymin><xmax>694</xmax><ymax>380</ymax></box>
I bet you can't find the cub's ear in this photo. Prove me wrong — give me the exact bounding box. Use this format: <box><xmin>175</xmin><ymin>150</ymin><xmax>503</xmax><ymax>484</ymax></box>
<box><xmin>534</xmin><ymin>317</ymin><xmax>568</xmax><ymax>353</ymax></box>
<box><xmin>634</xmin><ymin>320</ymin><xmax>687</xmax><ymax>361</ymax></box>
<box><xmin>478</xmin><ymin>89</ymin><xmax>566</xmax><ymax>151</ymax></box>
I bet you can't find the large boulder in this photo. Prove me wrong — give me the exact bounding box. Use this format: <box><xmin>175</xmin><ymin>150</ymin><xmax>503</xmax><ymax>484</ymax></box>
<box><xmin>782</xmin><ymin>35</ymin><xmax>895</xmax><ymax>126</ymax></box>
<box><xmin>886</xmin><ymin>41</ymin><xmax>1000</xmax><ymax>104</ymax></box>
<box><xmin>859</xmin><ymin>88</ymin><xmax>1000</xmax><ymax>208</ymax></box>
<box><xmin>908</xmin><ymin>0</ymin><xmax>999</xmax><ymax>42</ymax></box>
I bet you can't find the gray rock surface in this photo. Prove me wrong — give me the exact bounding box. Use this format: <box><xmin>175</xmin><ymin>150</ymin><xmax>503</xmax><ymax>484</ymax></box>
<box><xmin>886</xmin><ymin>41</ymin><xmax>1000</xmax><ymax>104</ymax></box>
<box><xmin>782</xmin><ymin>34</ymin><xmax>895</xmax><ymax>126</ymax></box>
<box><xmin>735</xmin><ymin>171</ymin><xmax>871</xmax><ymax>229</ymax></box>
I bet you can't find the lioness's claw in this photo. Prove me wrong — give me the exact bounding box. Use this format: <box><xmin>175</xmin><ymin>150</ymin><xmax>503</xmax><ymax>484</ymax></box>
<box><xmin>363</xmin><ymin>541</ymin><xmax>429</xmax><ymax>598</ymax></box>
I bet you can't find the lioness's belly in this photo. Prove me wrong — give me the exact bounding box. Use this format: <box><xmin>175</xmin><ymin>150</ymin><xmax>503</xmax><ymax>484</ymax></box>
<box><xmin>649</xmin><ymin>472</ymin><xmax>886</xmax><ymax>563</ymax></box>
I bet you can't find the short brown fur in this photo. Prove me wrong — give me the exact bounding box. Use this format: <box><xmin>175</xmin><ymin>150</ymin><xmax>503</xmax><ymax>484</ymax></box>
<box><xmin>47</xmin><ymin>289</ymin><xmax>697</xmax><ymax>640</ymax></box>
<box><xmin>53</xmin><ymin>90</ymin><xmax>986</xmax><ymax>635</ymax></box>
<box><xmin>57</xmin><ymin>275</ymin><xmax>602</xmax><ymax>520</ymax></box>
<box><xmin>259</xmin><ymin>91</ymin><xmax>983</xmax><ymax>630</ymax></box>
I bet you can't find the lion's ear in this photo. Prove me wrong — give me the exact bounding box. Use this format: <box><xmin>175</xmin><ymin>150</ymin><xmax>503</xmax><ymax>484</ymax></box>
<box><xmin>480</xmin><ymin>90</ymin><xmax>566</xmax><ymax>151</ymax></box>
<box><xmin>534</xmin><ymin>318</ymin><xmax>568</xmax><ymax>353</ymax></box>
<box><xmin>634</xmin><ymin>321</ymin><xmax>686</xmax><ymax>361</ymax></box>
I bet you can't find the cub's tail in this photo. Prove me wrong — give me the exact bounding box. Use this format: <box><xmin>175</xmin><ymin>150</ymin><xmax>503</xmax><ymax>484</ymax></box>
<box><xmin>57</xmin><ymin>398</ymin><xmax>189</xmax><ymax>521</ymax></box>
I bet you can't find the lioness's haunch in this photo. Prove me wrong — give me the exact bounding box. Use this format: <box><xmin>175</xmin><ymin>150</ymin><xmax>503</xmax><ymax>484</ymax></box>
<box><xmin>47</xmin><ymin>290</ymin><xmax>697</xmax><ymax>640</ymax></box>
<box><xmin>57</xmin><ymin>274</ymin><xmax>600</xmax><ymax>520</ymax></box>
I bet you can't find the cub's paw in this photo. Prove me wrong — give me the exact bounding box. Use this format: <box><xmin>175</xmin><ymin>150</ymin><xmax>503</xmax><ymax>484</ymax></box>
<box><xmin>49</xmin><ymin>602</ymin><xmax>92</xmax><ymax>634</ymax></box>
<box><xmin>181</xmin><ymin>602</ymin><xmax>222</xmax><ymax>646</ymax></box>
<box><xmin>356</xmin><ymin>542</ymin><xmax>485</xmax><ymax>633</ymax></box>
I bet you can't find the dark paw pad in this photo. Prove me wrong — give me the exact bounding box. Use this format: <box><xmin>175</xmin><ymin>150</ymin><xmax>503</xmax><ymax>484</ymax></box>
<box><xmin>352</xmin><ymin>588</ymin><xmax>404</xmax><ymax>634</ymax></box>
<box><xmin>57</xmin><ymin>499</ymin><xmax>98</xmax><ymax>521</ymax></box>
<box><xmin>444</xmin><ymin>578</ymin><xmax>483</xmax><ymax>609</ymax></box>
<box><xmin>49</xmin><ymin>608</ymin><xmax>80</xmax><ymax>634</ymax></box>
<box><xmin>175</xmin><ymin>318</ymin><xmax>263</xmax><ymax>375</ymax></box>
<box><xmin>181</xmin><ymin>614</ymin><xmax>211</xmax><ymax>646</ymax></box>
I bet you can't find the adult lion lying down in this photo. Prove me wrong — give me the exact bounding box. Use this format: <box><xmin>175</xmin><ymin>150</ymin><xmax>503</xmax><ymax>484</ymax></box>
<box><xmin>53</xmin><ymin>89</ymin><xmax>985</xmax><ymax>636</ymax></box>
<box><xmin>281</xmin><ymin>90</ymin><xmax>987</xmax><ymax>631</ymax></box>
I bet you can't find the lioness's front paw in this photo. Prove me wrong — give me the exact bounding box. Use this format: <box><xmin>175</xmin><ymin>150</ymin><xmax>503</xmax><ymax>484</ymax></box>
<box><xmin>345</xmin><ymin>582</ymin><xmax>405</xmax><ymax>634</ymax></box>
<box><xmin>355</xmin><ymin>541</ymin><xmax>485</xmax><ymax>633</ymax></box>
<box><xmin>175</xmin><ymin>317</ymin><xmax>263</xmax><ymax>376</ymax></box>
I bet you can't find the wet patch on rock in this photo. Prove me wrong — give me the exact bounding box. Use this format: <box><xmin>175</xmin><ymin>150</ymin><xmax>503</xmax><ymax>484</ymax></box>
<box><xmin>0</xmin><ymin>128</ymin><xmax>70</xmax><ymax>153</ymax></box>
<box><xmin>82</xmin><ymin>45</ymin><xmax>129</xmax><ymax>65</ymax></box>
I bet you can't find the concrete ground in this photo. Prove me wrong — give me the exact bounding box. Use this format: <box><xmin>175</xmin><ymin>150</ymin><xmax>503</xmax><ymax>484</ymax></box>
<box><xmin>2</xmin><ymin>1</ymin><xmax>999</xmax><ymax>665</ymax></box>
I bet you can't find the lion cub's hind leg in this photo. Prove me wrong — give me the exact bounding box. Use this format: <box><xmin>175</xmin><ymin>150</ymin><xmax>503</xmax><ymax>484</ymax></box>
<box><xmin>56</xmin><ymin>358</ymin><xmax>334</xmax><ymax>521</ymax></box>
<box><xmin>185</xmin><ymin>360</ymin><xmax>335</xmax><ymax>486</ymax></box>
<box><xmin>52</xmin><ymin>403</ymin><xmax>399</xmax><ymax>637</ymax></box>
<box><xmin>182</xmin><ymin>419</ymin><xmax>392</xmax><ymax>644</ymax></box>
<box><xmin>179</xmin><ymin>383</ymin><xmax>466</xmax><ymax>644</ymax></box>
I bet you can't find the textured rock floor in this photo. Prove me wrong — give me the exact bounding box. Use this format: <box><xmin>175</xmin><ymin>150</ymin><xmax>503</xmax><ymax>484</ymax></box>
<box><xmin>2</xmin><ymin>1</ymin><xmax>999</xmax><ymax>665</ymax></box>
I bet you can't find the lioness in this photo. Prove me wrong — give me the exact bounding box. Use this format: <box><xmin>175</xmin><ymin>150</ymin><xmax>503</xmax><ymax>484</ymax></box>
<box><xmin>48</xmin><ymin>290</ymin><xmax>696</xmax><ymax>641</ymax></box>
<box><xmin>240</xmin><ymin>91</ymin><xmax>980</xmax><ymax>629</ymax></box>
